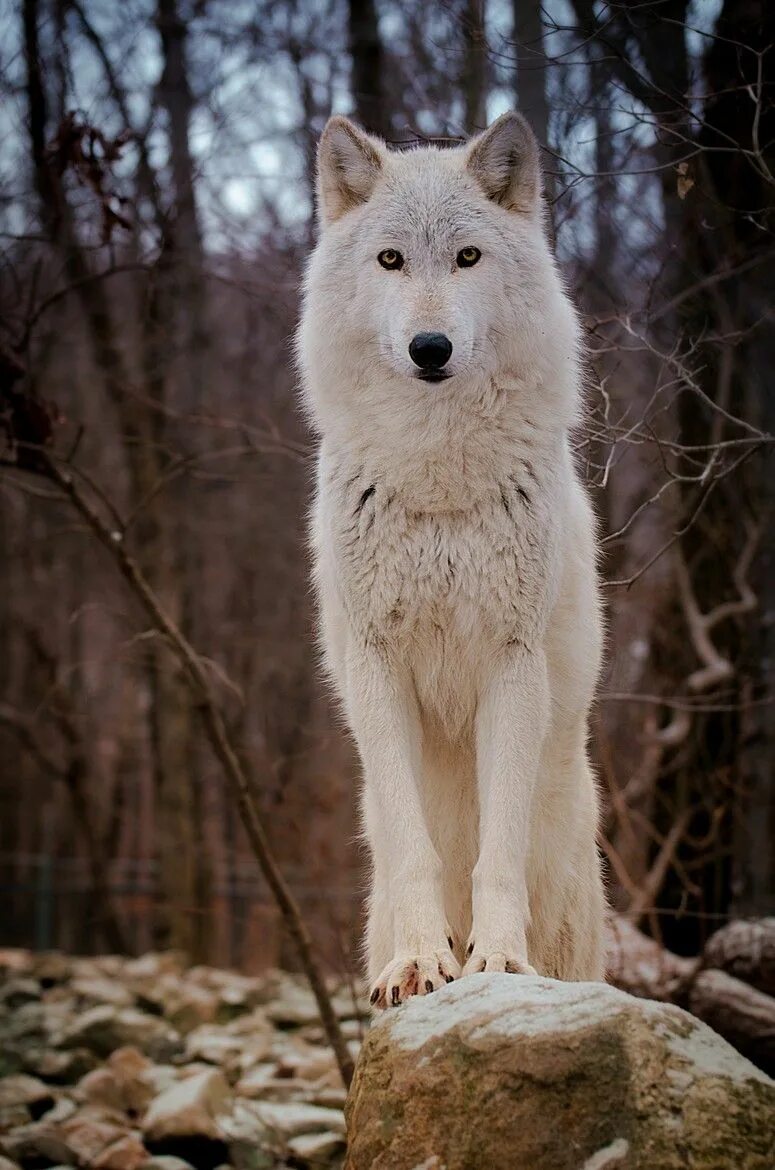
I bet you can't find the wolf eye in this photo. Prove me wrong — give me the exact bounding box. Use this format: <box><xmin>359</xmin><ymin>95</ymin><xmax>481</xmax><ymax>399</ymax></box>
<box><xmin>378</xmin><ymin>249</ymin><xmax>404</xmax><ymax>270</ymax></box>
<box><xmin>457</xmin><ymin>246</ymin><xmax>481</xmax><ymax>268</ymax></box>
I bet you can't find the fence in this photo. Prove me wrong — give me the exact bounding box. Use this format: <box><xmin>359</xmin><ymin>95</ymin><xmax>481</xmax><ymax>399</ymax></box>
<box><xmin>0</xmin><ymin>853</ymin><xmax>363</xmax><ymax>973</ymax></box>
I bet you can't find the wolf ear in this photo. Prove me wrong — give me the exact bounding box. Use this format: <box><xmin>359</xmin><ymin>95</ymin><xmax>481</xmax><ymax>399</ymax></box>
<box><xmin>465</xmin><ymin>112</ymin><xmax>541</xmax><ymax>214</ymax></box>
<box><xmin>317</xmin><ymin>116</ymin><xmax>384</xmax><ymax>226</ymax></box>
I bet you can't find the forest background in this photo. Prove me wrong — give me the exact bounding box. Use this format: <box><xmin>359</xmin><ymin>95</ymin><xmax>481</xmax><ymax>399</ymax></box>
<box><xmin>0</xmin><ymin>0</ymin><xmax>772</xmax><ymax>992</ymax></box>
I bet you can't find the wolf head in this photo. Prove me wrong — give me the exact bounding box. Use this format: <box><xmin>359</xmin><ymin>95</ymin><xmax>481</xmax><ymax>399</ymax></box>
<box><xmin>298</xmin><ymin>112</ymin><xmax>578</xmax><ymax>438</ymax></box>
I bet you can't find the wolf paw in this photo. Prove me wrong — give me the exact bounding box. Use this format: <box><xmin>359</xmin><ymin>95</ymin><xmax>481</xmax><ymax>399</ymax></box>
<box><xmin>462</xmin><ymin>948</ymin><xmax>537</xmax><ymax>977</ymax></box>
<box><xmin>369</xmin><ymin>950</ymin><xmax>461</xmax><ymax>1010</ymax></box>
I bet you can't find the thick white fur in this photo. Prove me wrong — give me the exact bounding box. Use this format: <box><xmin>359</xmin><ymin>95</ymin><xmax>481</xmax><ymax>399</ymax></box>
<box><xmin>297</xmin><ymin>112</ymin><xmax>606</xmax><ymax>1009</ymax></box>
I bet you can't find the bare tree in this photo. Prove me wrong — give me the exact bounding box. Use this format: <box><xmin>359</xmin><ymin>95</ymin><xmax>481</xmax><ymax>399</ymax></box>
<box><xmin>348</xmin><ymin>0</ymin><xmax>389</xmax><ymax>137</ymax></box>
<box><xmin>462</xmin><ymin>0</ymin><xmax>487</xmax><ymax>133</ymax></box>
<box><xmin>513</xmin><ymin>0</ymin><xmax>550</xmax><ymax>152</ymax></box>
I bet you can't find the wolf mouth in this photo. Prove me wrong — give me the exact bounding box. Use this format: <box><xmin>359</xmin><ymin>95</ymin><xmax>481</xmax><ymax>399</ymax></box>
<box><xmin>418</xmin><ymin>370</ymin><xmax>452</xmax><ymax>383</ymax></box>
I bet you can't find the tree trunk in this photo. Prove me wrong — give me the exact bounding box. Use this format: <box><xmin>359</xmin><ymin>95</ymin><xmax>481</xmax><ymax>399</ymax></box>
<box><xmin>347</xmin><ymin>0</ymin><xmax>389</xmax><ymax>138</ymax></box>
<box><xmin>513</xmin><ymin>1</ymin><xmax>552</xmax><ymax>212</ymax></box>
<box><xmin>699</xmin><ymin>0</ymin><xmax>775</xmax><ymax>920</ymax></box>
<box><xmin>22</xmin><ymin>0</ymin><xmax>208</xmax><ymax>959</ymax></box>
<box><xmin>513</xmin><ymin>1</ymin><xmax>550</xmax><ymax>152</ymax></box>
<box><xmin>569</xmin><ymin>0</ymin><xmax>774</xmax><ymax>953</ymax></box>
<box><xmin>155</xmin><ymin>0</ymin><xmax>208</xmax><ymax>403</ymax></box>
<box><xmin>461</xmin><ymin>0</ymin><xmax>487</xmax><ymax>134</ymax></box>
<box><xmin>131</xmin><ymin>0</ymin><xmax>215</xmax><ymax>961</ymax></box>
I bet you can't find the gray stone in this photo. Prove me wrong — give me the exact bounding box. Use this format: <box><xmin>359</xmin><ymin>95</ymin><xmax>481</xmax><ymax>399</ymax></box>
<box><xmin>182</xmin><ymin>1030</ymin><xmax>244</xmax><ymax>1069</ymax></box>
<box><xmin>91</xmin><ymin>1133</ymin><xmax>148</xmax><ymax>1170</ymax></box>
<box><xmin>263</xmin><ymin>981</ymin><xmax>319</xmax><ymax>1028</ymax></box>
<box><xmin>150</xmin><ymin>984</ymin><xmax>218</xmax><ymax>1035</ymax></box>
<box><xmin>58</xmin><ymin>1009</ymin><xmax>182</xmax><ymax>1063</ymax></box>
<box><xmin>59</xmin><ymin>1111</ymin><xmax>134</xmax><ymax>1165</ymax></box>
<box><xmin>139</xmin><ymin>1158</ymin><xmax>195</xmax><ymax>1170</ymax></box>
<box><xmin>70</xmin><ymin>980</ymin><xmax>134</xmax><ymax>1011</ymax></box>
<box><xmin>75</xmin><ymin>1047</ymin><xmax>156</xmax><ymax>1118</ymax></box>
<box><xmin>309</xmin><ymin>1088</ymin><xmax>347</xmax><ymax>1110</ymax></box>
<box><xmin>287</xmin><ymin>1130</ymin><xmax>345</xmax><ymax>1163</ymax></box>
<box><xmin>0</xmin><ymin>1122</ymin><xmax>78</xmax><ymax>1168</ymax></box>
<box><xmin>36</xmin><ymin>1101</ymin><xmax>76</xmax><ymax>1126</ymax></box>
<box><xmin>0</xmin><ymin>1106</ymin><xmax>31</xmax><ymax>1132</ymax></box>
<box><xmin>70</xmin><ymin>959</ymin><xmax>124</xmax><ymax>982</ymax></box>
<box><xmin>232</xmin><ymin>1065</ymin><xmax>275</xmax><ymax>1098</ymax></box>
<box><xmin>23</xmin><ymin>1051</ymin><xmax>97</xmax><ymax>1087</ymax></box>
<box><xmin>0</xmin><ymin>982</ymin><xmax>41</xmax><ymax>1012</ymax></box>
<box><xmin>246</xmin><ymin>1101</ymin><xmax>345</xmax><ymax>1139</ymax></box>
<box><xmin>142</xmin><ymin>1070</ymin><xmax>230</xmax><ymax>1142</ymax></box>
<box><xmin>0</xmin><ymin>952</ymin><xmax>31</xmax><ymax>977</ymax></box>
<box><xmin>0</xmin><ymin>1075</ymin><xmax>57</xmax><ymax>1114</ymax></box>
<box><xmin>184</xmin><ymin>1014</ymin><xmax>273</xmax><ymax>1075</ymax></box>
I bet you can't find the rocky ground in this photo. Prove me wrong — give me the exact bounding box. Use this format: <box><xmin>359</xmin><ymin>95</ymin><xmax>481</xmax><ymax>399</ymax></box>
<box><xmin>5</xmin><ymin>943</ymin><xmax>774</xmax><ymax>1170</ymax></box>
<box><xmin>0</xmin><ymin>950</ymin><xmax>367</xmax><ymax>1170</ymax></box>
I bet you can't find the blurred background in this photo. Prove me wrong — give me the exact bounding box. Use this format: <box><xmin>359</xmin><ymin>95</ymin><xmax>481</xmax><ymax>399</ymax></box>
<box><xmin>0</xmin><ymin>0</ymin><xmax>772</xmax><ymax>976</ymax></box>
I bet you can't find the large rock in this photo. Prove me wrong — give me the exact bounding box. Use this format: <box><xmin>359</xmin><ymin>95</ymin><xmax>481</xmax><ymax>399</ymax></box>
<box><xmin>345</xmin><ymin>973</ymin><xmax>775</xmax><ymax>1170</ymax></box>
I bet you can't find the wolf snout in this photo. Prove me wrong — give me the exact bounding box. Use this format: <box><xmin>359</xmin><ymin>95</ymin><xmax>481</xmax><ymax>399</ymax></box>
<box><xmin>409</xmin><ymin>332</ymin><xmax>453</xmax><ymax>381</ymax></box>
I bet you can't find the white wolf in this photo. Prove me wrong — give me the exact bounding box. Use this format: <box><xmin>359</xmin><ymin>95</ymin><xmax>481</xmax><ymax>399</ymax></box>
<box><xmin>297</xmin><ymin>111</ymin><xmax>606</xmax><ymax>1009</ymax></box>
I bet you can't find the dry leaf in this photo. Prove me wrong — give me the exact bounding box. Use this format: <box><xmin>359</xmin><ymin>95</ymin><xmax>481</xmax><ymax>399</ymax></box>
<box><xmin>677</xmin><ymin>161</ymin><xmax>694</xmax><ymax>200</ymax></box>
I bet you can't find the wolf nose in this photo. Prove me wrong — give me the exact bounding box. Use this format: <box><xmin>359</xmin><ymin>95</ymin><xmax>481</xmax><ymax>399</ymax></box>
<box><xmin>409</xmin><ymin>332</ymin><xmax>453</xmax><ymax>371</ymax></box>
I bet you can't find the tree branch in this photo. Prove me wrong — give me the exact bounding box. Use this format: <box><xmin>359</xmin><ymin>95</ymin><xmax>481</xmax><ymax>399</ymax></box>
<box><xmin>39</xmin><ymin>450</ymin><xmax>355</xmax><ymax>1088</ymax></box>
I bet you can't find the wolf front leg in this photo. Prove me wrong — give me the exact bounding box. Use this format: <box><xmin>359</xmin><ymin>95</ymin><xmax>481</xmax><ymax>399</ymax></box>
<box><xmin>346</xmin><ymin>642</ymin><xmax>460</xmax><ymax>1008</ymax></box>
<box><xmin>465</xmin><ymin>643</ymin><xmax>549</xmax><ymax>977</ymax></box>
